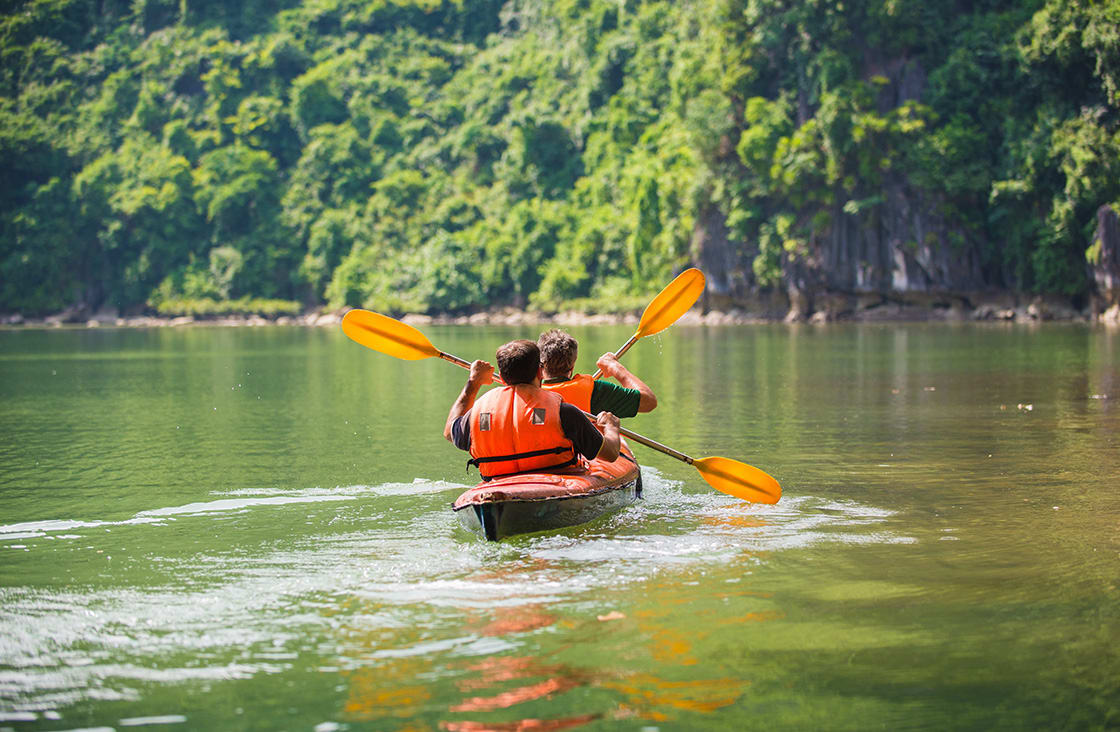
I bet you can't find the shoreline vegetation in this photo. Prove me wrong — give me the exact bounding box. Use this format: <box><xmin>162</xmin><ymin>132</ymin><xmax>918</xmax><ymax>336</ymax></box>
<box><xmin>4</xmin><ymin>292</ymin><xmax>1119</xmax><ymax>329</ymax></box>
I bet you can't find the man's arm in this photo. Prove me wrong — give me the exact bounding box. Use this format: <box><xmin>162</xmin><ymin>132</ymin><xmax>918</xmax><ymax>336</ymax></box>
<box><xmin>443</xmin><ymin>360</ymin><xmax>494</xmax><ymax>443</ymax></box>
<box><xmin>596</xmin><ymin>352</ymin><xmax>657</xmax><ymax>413</ymax></box>
<box><xmin>593</xmin><ymin>411</ymin><xmax>621</xmax><ymax>462</ymax></box>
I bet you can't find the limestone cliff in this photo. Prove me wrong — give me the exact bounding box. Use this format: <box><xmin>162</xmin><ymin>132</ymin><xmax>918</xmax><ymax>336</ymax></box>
<box><xmin>1090</xmin><ymin>205</ymin><xmax>1120</xmax><ymax>324</ymax></box>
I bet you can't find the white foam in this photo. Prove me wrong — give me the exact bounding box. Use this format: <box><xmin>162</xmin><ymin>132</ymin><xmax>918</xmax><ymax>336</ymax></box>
<box><xmin>136</xmin><ymin>496</ymin><xmax>352</xmax><ymax>517</ymax></box>
<box><xmin>0</xmin><ymin>516</ymin><xmax>167</xmax><ymax>537</ymax></box>
<box><xmin>219</xmin><ymin>480</ymin><xmax>466</xmax><ymax>498</ymax></box>
<box><xmin>120</xmin><ymin>715</ymin><xmax>188</xmax><ymax>726</ymax></box>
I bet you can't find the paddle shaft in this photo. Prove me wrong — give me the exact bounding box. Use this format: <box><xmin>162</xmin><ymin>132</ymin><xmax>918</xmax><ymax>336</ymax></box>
<box><xmin>607</xmin><ymin>420</ymin><xmax>694</xmax><ymax>465</ymax></box>
<box><xmin>438</xmin><ymin>351</ymin><xmax>474</xmax><ymax>370</ymax></box>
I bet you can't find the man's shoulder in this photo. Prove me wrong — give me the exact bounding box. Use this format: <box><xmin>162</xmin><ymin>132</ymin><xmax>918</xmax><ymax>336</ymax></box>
<box><xmin>558</xmin><ymin>401</ymin><xmax>594</xmax><ymax>433</ymax></box>
<box><xmin>589</xmin><ymin>378</ymin><xmax>641</xmax><ymax>417</ymax></box>
<box><xmin>558</xmin><ymin>400</ymin><xmax>588</xmax><ymax>420</ymax></box>
<box><xmin>590</xmin><ymin>378</ymin><xmax>628</xmax><ymax>394</ymax></box>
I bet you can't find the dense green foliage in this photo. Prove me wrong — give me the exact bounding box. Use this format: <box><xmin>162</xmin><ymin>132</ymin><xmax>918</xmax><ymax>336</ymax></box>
<box><xmin>1</xmin><ymin>0</ymin><xmax>1117</xmax><ymax>316</ymax></box>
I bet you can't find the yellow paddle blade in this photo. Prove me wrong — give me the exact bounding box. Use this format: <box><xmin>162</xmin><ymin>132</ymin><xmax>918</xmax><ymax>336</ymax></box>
<box><xmin>693</xmin><ymin>456</ymin><xmax>782</xmax><ymax>504</ymax></box>
<box><xmin>635</xmin><ymin>268</ymin><xmax>706</xmax><ymax>338</ymax></box>
<box><xmin>341</xmin><ymin>309</ymin><xmax>441</xmax><ymax>361</ymax></box>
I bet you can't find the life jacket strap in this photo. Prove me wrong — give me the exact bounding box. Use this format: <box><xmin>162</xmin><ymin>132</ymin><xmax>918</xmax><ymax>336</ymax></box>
<box><xmin>471</xmin><ymin>456</ymin><xmax>581</xmax><ymax>481</ymax></box>
<box><xmin>466</xmin><ymin>446</ymin><xmax>579</xmax><ymax>481</ymax></box>
<box><xmin>467</xmin><ymin>445</ymin><xmax>571</xmax><ymax>466</ymax></box>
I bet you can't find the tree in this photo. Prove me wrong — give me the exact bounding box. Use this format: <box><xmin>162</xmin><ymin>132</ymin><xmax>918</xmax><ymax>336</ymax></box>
<box><xmin>193</xmin><ymin>144</ymin><xmax>293</xmax><ymax>297</ymax></box>
<box><xmin>72</xmin><ymin>137</ymin><xmax>203</xmax><ymax>309</ymax></box>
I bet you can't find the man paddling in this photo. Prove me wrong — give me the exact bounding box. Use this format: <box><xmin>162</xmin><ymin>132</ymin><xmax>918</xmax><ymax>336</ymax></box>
<box><xmin>537</xmin><ymin>329</ymin><xmax>657</xmax><ymax>416</ymax></box>
<box><xmin>444</xmin><ymin>339</ymin><xmax>621</xmax><ymax>480</ymax></box>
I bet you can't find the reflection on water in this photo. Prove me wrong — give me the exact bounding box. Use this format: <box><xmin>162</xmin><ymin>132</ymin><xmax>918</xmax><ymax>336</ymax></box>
<box><xmin>470</xmin><ymin>605</ymin><xmax>557</xmax><ymax>637</ymax></box>
<box><xmin>605</xmin><ymin>673</ymin><xmax>742</xmax><ymax>718</ymax></box>
<box><xmin>442</xmin><ymin>712</ymin><xmax>600</xmax><ymax>732</ymax></box>
<box><xmin>1</xmin><ymin>324</ymin><xmax>1118</xmax><ymax>729</ymax></box>
<box><xmin>450</xmin><ymin>658</ymin><xmax>589</xmax><ymax>713</ymax></box>
<box><xmin>343</xmin><ymin>659</ymin><xmax>433</xmax><ymax>722</ymax></box>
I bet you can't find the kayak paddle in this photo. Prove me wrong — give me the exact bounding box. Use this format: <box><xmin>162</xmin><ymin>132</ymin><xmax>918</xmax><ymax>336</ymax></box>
<box><xmin>591</xmin><ymin>267</ymin><xmax>706</xmax><ymax>379</ymax></box>
<box><xmin>341</xmin><ymin>309</ymin><xmax>476</xmax><ymax>370</ymax></box>
<box><xmin>341</xmin><ymin>309</ymin><xmax>781</xmax><ymax>504</ymax></box>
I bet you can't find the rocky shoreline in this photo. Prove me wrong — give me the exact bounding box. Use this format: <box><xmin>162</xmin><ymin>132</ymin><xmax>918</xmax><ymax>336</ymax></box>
<box><xmin>2</xmin><ymin>293</ymin><xmax>1118</xmax><ymax>330</ymax></box>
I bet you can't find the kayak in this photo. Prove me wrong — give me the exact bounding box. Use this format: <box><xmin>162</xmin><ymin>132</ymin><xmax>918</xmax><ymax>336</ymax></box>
<box><xmin>453</xmin><ymin>442</ymin><xmax>642</xmax><ymax>541</ymax></box>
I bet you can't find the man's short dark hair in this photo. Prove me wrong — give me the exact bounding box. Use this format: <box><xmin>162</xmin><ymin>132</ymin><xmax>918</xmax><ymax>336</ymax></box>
<box><xmin>537</xmin><ymin>329</ymin><xmax>578</xmax><ymax>376</ymax></box>
<box><xmin>496</xmin><ymin>339</ymin><xmax>540</xmax><ymax>385</ymax></box>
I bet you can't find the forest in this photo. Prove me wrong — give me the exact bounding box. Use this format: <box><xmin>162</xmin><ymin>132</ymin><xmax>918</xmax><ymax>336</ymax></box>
<box><xmin>1</xmin><ymin>0</ymin><xmax>1118</xmax><ymax>319</ymax></box>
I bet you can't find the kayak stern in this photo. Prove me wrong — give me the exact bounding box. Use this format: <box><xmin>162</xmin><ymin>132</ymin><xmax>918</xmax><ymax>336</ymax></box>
<box><xmin>453</xmin><ymin>447</ymin><xmax>642</xmax><ymax>541</ymax></box>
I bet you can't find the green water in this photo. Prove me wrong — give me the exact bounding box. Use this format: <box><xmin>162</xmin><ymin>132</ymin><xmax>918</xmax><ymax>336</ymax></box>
<box><xmin>1</xmin><ymin>323</ymin><xmax>1118</xmax><ymax>731</ymax></box>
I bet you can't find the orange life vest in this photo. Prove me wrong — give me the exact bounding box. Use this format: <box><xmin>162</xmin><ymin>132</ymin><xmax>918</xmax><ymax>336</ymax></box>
<box><xmin>468</xmin><ymin>385</ymin><xmax>578</xmax><ymax>480</ymax></box>
<box><xmin>541</xmin><ymin>373</ymin><xmax>594</xmax><ymax>413</ymax></box>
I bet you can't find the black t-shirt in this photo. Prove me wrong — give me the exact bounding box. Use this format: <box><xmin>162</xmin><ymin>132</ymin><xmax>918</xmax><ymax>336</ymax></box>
<box><xmin>451</xmin><ymin>402</ymin><xmax>603</xmax><ymax>459</ymax></box>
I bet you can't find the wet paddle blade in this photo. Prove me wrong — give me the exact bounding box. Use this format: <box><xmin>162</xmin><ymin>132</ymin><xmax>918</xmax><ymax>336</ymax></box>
<box><xmin>635</xmin><ymin>268</ymin><xmax>706</xmax><ymax>338</ymax></box>
<box><xmin>693</xmin><ymin>456</ymin><xmax>782</xmax><ymax>504</ymax></box>
<box><xmin>341</xmin><ymin>309</ymin><xmax>441</xmax><ymax>361</ymax></box>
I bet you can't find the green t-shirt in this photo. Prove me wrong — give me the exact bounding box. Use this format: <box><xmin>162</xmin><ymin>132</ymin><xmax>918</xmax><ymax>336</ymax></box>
<box><xmin>589</xmin><ymin>379</ymin><xmax>642</xmax><ymax>418</ymax></box>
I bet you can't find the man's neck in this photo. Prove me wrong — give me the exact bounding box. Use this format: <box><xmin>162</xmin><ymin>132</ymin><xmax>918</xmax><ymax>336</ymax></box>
<box><xmin>541</xmin><ymin>372</ymin><xmax>573</xmax><ymax>384</ymax></box>
<box><xmin>510</xmin><ymin>378</ymin><xmax>544</xmax><ymax>389</ymax></box>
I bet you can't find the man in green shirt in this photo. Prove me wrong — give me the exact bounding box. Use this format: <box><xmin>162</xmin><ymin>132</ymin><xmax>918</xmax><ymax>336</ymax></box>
<box><xmin>537</xmin><ymin>329</ymin><xmax>658</xmax><ymax>418</ymax></box>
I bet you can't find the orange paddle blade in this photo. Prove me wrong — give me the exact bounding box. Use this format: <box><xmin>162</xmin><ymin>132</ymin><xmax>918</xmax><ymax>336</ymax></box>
<box><xmin>341</xmin><ymin>309</ymin><xmax>440</xmax><ymax>361</ymax></box>
<box><xmin>635</xmin><ymin>268</ymin><xmax>706</xmax><ymax>338</ymax></box>
<box><xmin>693</xmin><ymin>456</ymin><xmax>782</xmax><ymax>504</ymax></box>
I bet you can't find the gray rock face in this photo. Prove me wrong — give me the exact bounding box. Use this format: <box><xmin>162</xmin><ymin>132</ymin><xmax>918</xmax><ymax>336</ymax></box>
<box><xmin>688</xmin><ymin>194</ymin><xmax>1112</xmax><ymax>323</ymax></box>
<box><xmin>1090</xmin><ymin>205</ymin><xmax>1120</xmax><ymax>307</ymax></box>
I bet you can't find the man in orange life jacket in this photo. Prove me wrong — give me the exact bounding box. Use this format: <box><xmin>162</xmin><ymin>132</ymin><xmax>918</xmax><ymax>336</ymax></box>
<box><xmin>444</xmin><ymin>339</ymin><xmax>621</xmax><ymax>480</ymax></box>
<box><xmin>537</xmin><ymin>329</ymin><xmax>657</xmax><ymax>417</ymax></box>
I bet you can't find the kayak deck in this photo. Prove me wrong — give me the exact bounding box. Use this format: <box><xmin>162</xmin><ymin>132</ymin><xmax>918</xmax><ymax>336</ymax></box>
<box><xmin>453</xmin><ymin>444</ymin><xmax>642</xmax><ymax>541</ymax></box>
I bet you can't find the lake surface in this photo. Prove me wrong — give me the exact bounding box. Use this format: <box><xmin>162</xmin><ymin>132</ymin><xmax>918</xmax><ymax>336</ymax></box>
<box><xmin>1</xmin><ymin>322</ymin><xmax>1118</xmax><ymax>730</ymax></box>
